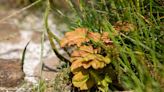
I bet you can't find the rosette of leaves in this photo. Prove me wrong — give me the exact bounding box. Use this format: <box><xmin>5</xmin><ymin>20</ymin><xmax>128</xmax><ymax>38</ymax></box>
<box><xmin>60</xmin><ymin>28</ymin><xmax>112</xmax><ymax>47</ymax></box>
<box><xmin>71</xmin><ymin>45</ymin><xmax>110</xmax><ymax>71</ymax></box>
<box><xmin>60</xmin><ymin>28</ymin><xmax>113</xmax><ymax>91</ymax></box>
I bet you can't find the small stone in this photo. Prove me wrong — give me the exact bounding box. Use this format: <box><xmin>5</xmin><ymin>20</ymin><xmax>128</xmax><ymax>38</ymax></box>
<box><xmin>0</xmin><ymin>59</ymin><xmax>24</xmax><ymax>87</ymax></box>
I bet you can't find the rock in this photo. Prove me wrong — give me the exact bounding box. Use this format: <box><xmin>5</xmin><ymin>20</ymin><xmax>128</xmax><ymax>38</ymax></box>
<box><xmin>0</xmin><ymin>7</ymin><xmax>65</xmax><ymax>84</ymax></box>
<box><xmin>34</xmin><ymin>56</ymin><xmax>60</xmax><ymax>81</ymax></box>
<box><xmin>0</xmin><ymin>59</ymin><xmax>24</xmax><ymax>87</ymax></box>
<box><xmin>31</xmin><ymin>31</ymin><xmax>42</xmax><ymax>43</ymax></box>
<box><xmin>0</xmin><ymin>23</ymin><xmax>21</xmax><ymax>43</ymax></box>
<box><xmin>31</xmin><ymin>31</ymin><xmax>48</xmax><ymax>43</ymax></box>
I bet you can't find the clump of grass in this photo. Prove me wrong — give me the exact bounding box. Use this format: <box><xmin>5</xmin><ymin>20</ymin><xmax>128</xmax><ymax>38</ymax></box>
<box><xmin>45</xmin><ymin>0</ymin><xmax>163</xmax><ymax>91</ymax></box>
